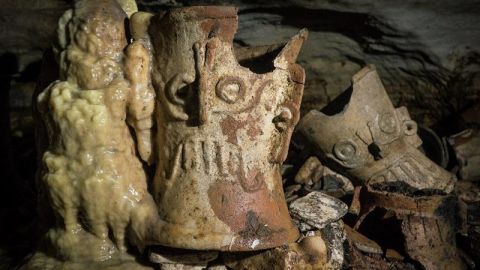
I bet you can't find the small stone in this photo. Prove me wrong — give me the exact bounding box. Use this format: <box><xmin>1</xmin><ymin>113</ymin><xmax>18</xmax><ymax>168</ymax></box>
<box><xmin>206</xmin><ymin>265</ymin><xmax>227</xmax><ymax>270</ymax></box>
<box><xmin>284</xmin><ymin>184</ymin><xmax>301</xmax><ymax>198</ymax></box>
<box><xmin>298</xmin><ymin>235</ymin><xmax>328</xmax><ymax>262</ymax></box>
<box><xmin>456</xmin><ymin>181</ymin><xmax>480</xmax><ymax>203</ymax></box>
<box><xmin>223</xmin><ymin>235</ymin><xmax>329</xmax><ymax>270</ymax></box>
<box><xmin>317</xmin><ymin>221</ymin><xmax>347</xmax><ymax>269</ymax></box>
<box><xmin>385</xmin><ymin>249</ymin><xmax>404</xmax><ymax>261</ymax></box>
<box><xmin>456</xmin><ymin>181</ymin><xmax>480</xmax><ymax>234</ymax></box>
<box><xmin>160</xmin><ymin>264</ymin><xmax>204</xmax><ymax>270</ymax></box>
<box><xmin>322</xmin><ymin>167</ymin><xmax>354</xmax><ymax>195</ymax></box>
<box><xmin>344</xmin><ymin>225</ymin><xmax>383</xmax><ymax>255</ymax></box>
<box><xmin>293</xmin><ymin>218</ymin><xmax>314</xmax><ymax>232</ymax></box>
<box><xmin>294</xmin><ymin>156</ymin><xmax>354</xmax><ymax>198</ymax></box>
<box><xmin>448</xmin><ymin>129</ymin><xmax>480</xmax><ymax>181</ymax></box>
<box><xmin>348</xmin><ymin>186</ymin><xmax>362</xmax><ymax>216</ymax></box>
<box><xmin>289</xmin><ymin>191</ymin><xmax>348</xmax><ymax>230</ymax></box>
<box><xmin>294</xmin><ymin>156</ymin><xmax>323</xmax><ymax>185</ymax></box>
<box><xmin>149</xmin><ymin>247</ymin><xmax>218</xmax><ymax>266</ymax></box>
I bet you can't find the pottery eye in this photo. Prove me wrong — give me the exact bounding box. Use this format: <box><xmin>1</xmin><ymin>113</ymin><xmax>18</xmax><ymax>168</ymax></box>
<box><xmin>333</xmin><ymin>140</ymin><xmax>357</xmax><ymax>161</ymax></box>
<box><xmin>215</xmin><ymin>76</ymin><xmax>245</xmax><ymax>104</ymax></box>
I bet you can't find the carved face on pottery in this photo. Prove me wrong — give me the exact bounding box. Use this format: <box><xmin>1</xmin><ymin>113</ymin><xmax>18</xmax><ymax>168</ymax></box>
<box><xmin>147</xmin><ymin>7</ymin><xmax>306</xmax><ymax>251</ymax></box>
<box><xmin>298</xmin><ymin>66</ymin><xmax>455</xmax><ymax>193</ymax></box>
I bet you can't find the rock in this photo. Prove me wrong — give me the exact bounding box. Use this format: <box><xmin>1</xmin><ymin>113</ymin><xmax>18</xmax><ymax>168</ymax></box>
<box><xmin>344</xmin><ymin>225</ymin><xmax>383</xmax><ymax>255</ymax></box>
<box><xmin>343</xmin><ymin>225</ymin><xmax>416</xmax><ymax>269</ymax></box>
<box><xmin>286</xmin><ymin>194</ymin><xmax>300</xmax><ymax>204</ymax></box>
<box><xmin>348</xmin><ymin>186</ymin><xmax>362</xmax><ymax>216</ymax></box>
<box><xmin>293</xmin><ymin>219</ymin><xmax>315</xmax><ymax>233</ymax></box>
<box><xmin>223</xmin><ymin>235</ymin><xmax>330</xmax><ymax>270</ymax></box>
<box><xmin>284</xmin><ymin>184</ymin><xmax>301</xmax><ymax>199</ymax></box>
<box><xmin>289</xmin><ymin>191</ymin><xmax>348</xmax><ymax>231</ymax></box>
<box><xmin>294</xmin><ymin>156</ymin><xmax>323</xmax><ymax>185</ymax></box>
<box><xmin>149</xmin><ymin>247</ymin><xmax>218</xmax><ymax>266</ymax></box>
<box><xmin>285</xmin><ymin>184</ymin><xmax>301</xmax><ymax>203</ymax></box>
<box><xmin>321</xmin><ymin>166</ymin><xmax>354</xmax><ymax>197</ymax></box>
<box><xmin>316</xmin><ymin>221</ymin><xmax>347</xmax><ymax>269</ymax></box>
<box><xmin>294</xmin><ymin>156</ymin><xmax>354</xmax><ymax>198</ymax></box>
<box><xmin>354</xmin><ymin>187</ymin><xmax>466</xmax><ymax>270</ymax></box>
<box><xmin>401</xmin><ymin>214</ymin><xmax>466</xmax><ymax>270</ymax></box>
<box><xmin>456</xmin><ymin>181</ymin><xmax>480</xmax><ymax>234</ymax></box>
<box><xmin>222</xmin><ymin>226</ymin><xmax>349</xmax><ymax>269</ymax></box>
<box><xmin>385</xmin><ymin>249</ymin><xmax>404</xmax><ymax>261</ymax></box>
<box><xmin>345</xmin><ymin>248</ymin><xmax>414</xmax><ymax>270</ymax></box>
<box><xmin>448</xmin><ymin>129</ymin><xmax>480</xmax><ymax>181</ymax></box>
<box><xmin>160</xmin><ymin>264</ymin><xmax>204</xmax><ymax>270</ymax></box>
<box><xmin>206</xmin><ymin>265</ymin><xmax>227</xmax><ymax>270</ymax></box>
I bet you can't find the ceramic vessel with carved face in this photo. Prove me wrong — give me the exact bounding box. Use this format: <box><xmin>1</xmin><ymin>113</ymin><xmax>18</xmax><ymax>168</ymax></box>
<box><xmin>144</xmin><ymin>6</ymin><xmax>306</xmax><ymax>251</ymax></box>
<box><xmin>298</xmin><ymin>65</ymin><xmax>456</xmax><ymax>194</ymax></box>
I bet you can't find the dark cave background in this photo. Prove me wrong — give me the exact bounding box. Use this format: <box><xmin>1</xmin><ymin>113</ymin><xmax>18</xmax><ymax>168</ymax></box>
<box><xmin>0</xmin><ymin>0</ymin><xmax>479</xmax><ymax>269</ymax></box>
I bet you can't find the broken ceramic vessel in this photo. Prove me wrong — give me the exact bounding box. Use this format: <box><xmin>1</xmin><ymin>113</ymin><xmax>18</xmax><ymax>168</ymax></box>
<box><xmin>448</xmin><ymin>128</ymin><xmax>480</xmax><ymax>181</ymax></box>
<box><xmin>298</xmin><ymin>65</ymin><xmax>456</xmax><ymax>194</ymax></box>
<box><xmin>223</xmin><ymin>234</ymin><xmax>331</xmax><ymax>270</ymax></box>
<box><xmin>352</xmin><ymin>186</ymin><xmax>465</xmax><ymax>270</ymax></box>
<box><xmin>139</xmin><ymin>6</ymin><xmax>306</xmax><ymax>251</ymax></box>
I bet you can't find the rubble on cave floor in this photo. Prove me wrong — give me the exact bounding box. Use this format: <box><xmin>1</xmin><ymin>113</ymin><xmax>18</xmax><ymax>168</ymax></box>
<box><xmin>146</xmin><ymin>124</ymin><xmax>480</xmax><ymax>269</ymax></box>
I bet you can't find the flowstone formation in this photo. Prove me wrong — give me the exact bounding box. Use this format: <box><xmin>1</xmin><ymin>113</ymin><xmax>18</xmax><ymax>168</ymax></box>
<box><xmin>27</xmin><ymin>0</ymin><xmax>158</xmax><ymax>269</ymax></box>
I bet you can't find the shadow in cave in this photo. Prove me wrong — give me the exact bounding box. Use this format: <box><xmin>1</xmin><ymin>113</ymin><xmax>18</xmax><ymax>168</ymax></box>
<box><xmin>0</xmin><ymin>52</ymin><xmax>40</xmax><ymax>268</ymax></box>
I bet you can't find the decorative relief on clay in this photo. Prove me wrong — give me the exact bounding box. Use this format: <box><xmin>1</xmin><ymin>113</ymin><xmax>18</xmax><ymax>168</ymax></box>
<box><xmin>298</xmin><ymin>65</ymin><xmax>456</xmax><ymax>193</ymax></box>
